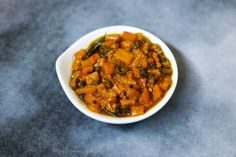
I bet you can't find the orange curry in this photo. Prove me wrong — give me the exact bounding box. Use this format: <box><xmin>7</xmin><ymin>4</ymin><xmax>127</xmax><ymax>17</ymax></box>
<box><xmin>70</xmin><ymin>32</ymin><xmax>172</xmax><ymax>117</ymax></box>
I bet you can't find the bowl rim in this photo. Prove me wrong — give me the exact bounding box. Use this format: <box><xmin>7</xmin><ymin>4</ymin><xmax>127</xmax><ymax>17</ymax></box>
<box><xmin>56</xmin><ymin>25</ymin><xmax>178</xmax><ymax>124</ymax></box>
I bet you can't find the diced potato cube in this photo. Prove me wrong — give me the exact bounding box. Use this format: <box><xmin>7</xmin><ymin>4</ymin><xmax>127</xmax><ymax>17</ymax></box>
<box><xmin>82</xmin><ymin>66</ymin><xmax>94</xmax><ymax>74</ymax></box>
<box><xmin>121</xmin><ymin>32</ymin><xmax>136</xmax><ymax>41</ymax></box>
<box><xmin>131</xmin><ymin>106</ymin><xmax>144</xmax><ymax>116</ymax></box>
<box><xmin>113</xmin><ymin>48</ymin><xmax>134</xmax><ymax>65</ymax></box>
<box><xmin>136</xmin><ymin>33</ymin><xmax>143</xmax><ymax>40</ymax></box>
<box><xmin>103</xmin><ymin>62</ymin><xmax>115</xmax><ymax>75</ymax></box>
<box><xmin>153</xmin><ymin>84</ymin><xmax>162</xmax><ymax>102</ymax></box>
<box><xmin>81</xmin><ymin>53</ymin><xmax>100</xmax><ymax>67</ymax></box>
<box><xmin>152</xmin><ymin>52</ymin><xmax>162</xmax><ymax>68</ymax></box>
<box><xmin>120</xmin><ymin>99</ymin><xmax>136</xmax><ymax>108</ymax></box>
<box><xmin>139</xmin><ymin>87</ymin><xmax>151</xmax><ymax>107</ymax></box>
<box><xmin>75</xmin><ymin>86</ymin><xmax>97</xmax><ymax>94</ymax></box>
<box><xmin>72</xmin><ymin>60</ymin><xmax>81</xmax><ymax>71</ymax></box>
<box><xmin>132</xmin><ymin>67</ymin><xmax>141</xmax><ymax>79</ymax></box>
<box><xmin>159</xmin><ymin>77</ymin><xmax>172</xmax><ymax>91</ymax></box>
<box><xmin>85</xmin><ymin>72</ymin><xmax>100</xmax><ymax>85</ymax></box>
<box><xmin>121</xmin><ymin>40</ymin><xmax>133</xmax><ymax>50</ymax></box>
<box><xmin>87</xmin><ymin>104</ymin><xmax>101</xmax><ymax>113</ymax></box>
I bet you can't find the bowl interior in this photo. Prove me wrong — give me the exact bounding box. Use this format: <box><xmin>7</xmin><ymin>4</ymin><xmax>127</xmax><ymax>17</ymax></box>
<box><xmin>56</xmin><ymin>25</ymin><xmax>178</xmax><ymax>124</ymax></box>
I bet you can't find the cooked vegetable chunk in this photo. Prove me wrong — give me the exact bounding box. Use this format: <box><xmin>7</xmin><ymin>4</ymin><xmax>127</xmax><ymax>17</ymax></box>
<box><xmin>131</xmin><ymin>106</ymin><xmax>144</xmax><ymax>116</ymax></box>
<box><xmin>81</xmin><ymin>53</ymin><xmax>100</xmax><ymax>67</ymax></box>
<box><xmin>159</xmin><ymin>77</ymin><xmax>172</xmax><ymax>91</ymax></box>
<box><xmin>85</xmin><ymin>72</ymin><xmax>100</xmax><ymax>85</ymax></box>
<box><xmin>153</xmin><ymin>84</ymin><xmax>162</xmax><ymax>102</ymax></box>
<box><xmin>140</xmin><ymin>87</ymin><xmax>151</xmax><ymax>107</ymax></box>
<box><xmin>113</xmin><ymin>48</ymin><xmax>134</xmax><ymax>65</ymax></box>
<box><xmin>103</xmin><ymin>62</ymin><xmax>115</xmax><ymax>75</ymax></box>
<box><xmin>121</xmin><ymin>31</ymin><xmax>136</xmax><ymax>41</ymax></box>
<box><xmin>75</xmin><ymin>86</ymin><xmax>97</xmax><ymax>94</ymax></box>
<box><xmin>87</xmin><ymin>104</ymin><xmax>101</xmax><ymax>113</ymax></box>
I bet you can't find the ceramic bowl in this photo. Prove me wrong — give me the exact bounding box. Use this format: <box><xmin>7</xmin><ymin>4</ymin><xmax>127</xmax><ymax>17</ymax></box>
<box><xmin>56</xmin><ymin>25</ymin><xmax>178</xmax><ymax>124</ymax></box>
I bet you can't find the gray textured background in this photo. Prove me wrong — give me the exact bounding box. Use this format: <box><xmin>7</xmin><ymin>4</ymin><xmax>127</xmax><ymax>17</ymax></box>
<box><xmin>0</xmin><ymin>0</ymin><xmax>236</xmax><ymax>156</ymax></box>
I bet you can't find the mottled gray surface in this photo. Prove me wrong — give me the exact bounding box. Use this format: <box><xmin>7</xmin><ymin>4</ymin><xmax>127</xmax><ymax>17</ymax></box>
<box><xmin>0</xmin><ymin>0</ymin><xmax>236</xmax><ymax>156</ymax></box>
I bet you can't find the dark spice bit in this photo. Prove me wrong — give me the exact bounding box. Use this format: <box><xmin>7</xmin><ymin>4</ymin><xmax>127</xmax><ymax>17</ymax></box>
<box><xmin>104</xmin><ymin>80</ymin><xmax>113</xmax><ymax>88</ymax></box>
<box><xmin>137</xmin><ymin>88</ymin><xmax>144</xmax><ymax>93</ymax></box>
<box><xmin>140</xmin><ymin>68</ymin><xmax>149</xmax><ymax>78</ymax></box>
<box><xmin>116</xmin><ymin>95</ymin><xmax>120</xmax><ymax>103</ymax></box>
<box><xmin>78</xmin><ymin>94</ymin><xmax>85</xmax><ymax>100</ymax></box>
<box><xmin>131</xmin><ymin>40</ymin><xmax>142</xmax><ymax>51</ymax></box>
<box><xmin>115</xmin><ymin>107</ymin><xmax>130</xmax><ymax>117</ymax></box>
<box><xmin>115</xmin><ymin>64</ymin><xmax>128</xmax><ymax>75</ymax></box>
<box><xmin>102</xmin><ymin>108</ymin><xmax>117</xmax><ymax>117</ymax></box>
<box><xmin>94</xmin><ymin>66</ymin><xmax>102</xmax><ymax>72</ymax></box>
<box><xmin>148</xmin><ymin>64</ymin><xmax>156</xmax><ymax>69</ymax></box>
<box><xmin>158</xmin><ymin>54</ymin><xmax>166</xmax><ymax>63</ymax></box>
<box><xmin>77</xmin><ymin>81</ymin><xmax>86</xmax><ymax>88</ymax></box>
<box><xmin>99</xmin><ymin>46</ymin><xmax>110</xmax><ymax>59</ymax></box>
<box><xmin>93</xmin><ymin>100</ymin><xmax>97</xmax><ymax>104</ymax></box>
<box><xmin>148</xmin><ymin>73</ymin><xmax>155</xmax><ymax>78</ymax></box>
<box><xmin>154</xmin><ymin>78</ymin><xmax>160</xmax><ymax>83</ymax></box>
<box><xmin>161</xmin><ymin>67</ymin><xmax>172</xmax><ymax>75</ymax></box>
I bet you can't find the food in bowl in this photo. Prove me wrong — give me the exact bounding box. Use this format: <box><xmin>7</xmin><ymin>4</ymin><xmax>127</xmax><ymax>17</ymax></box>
<box><xmin>70</xmin><ymin>31</ymin><xmax>173</xmax><ymax>117</ymax></box>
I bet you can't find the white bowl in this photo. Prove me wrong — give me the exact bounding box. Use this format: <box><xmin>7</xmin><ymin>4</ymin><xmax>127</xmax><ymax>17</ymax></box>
<box><xmin>56</xmin><ymin>25</ymin><xmax>178</xmax><ymax>124</ymax></box>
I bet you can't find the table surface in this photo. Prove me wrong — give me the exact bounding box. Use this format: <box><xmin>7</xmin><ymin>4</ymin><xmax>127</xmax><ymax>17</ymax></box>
<box><xmin>1</xmin><ymin>0</ymin><xmax>236</xmax><ymax>156</ymax></box>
